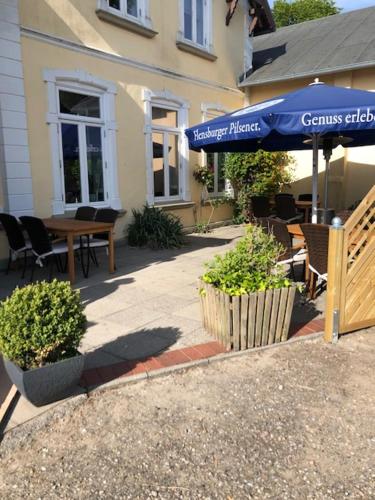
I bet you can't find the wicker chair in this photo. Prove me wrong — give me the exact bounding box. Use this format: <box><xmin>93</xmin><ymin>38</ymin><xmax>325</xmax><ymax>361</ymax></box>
<box><xmin>301</xmin><ymin>223</ymin><xmax>329</xmax><ymax>299</ymax></box>
<box><xmin>336</xmin><ymin>210</ymin><xmax>353</xmax><ymax>224</ymax></box>
<box><xmin>250</xmin><ymin>196</ymin><xmax>271</xmax><ymax>218</ymax></box>
<box><xmin>275</xmin><ymin>194</ymin><xmax>304</xmax><ymax>223</ymax></box>
<box><xmin>262</xmin><ymin>218</ymin><xmax>306</xmax><ymax>280</ymax></box>
<box><xmin>0</xmin><ymin>213</ymin><xmax>32</xmax><ymax>278</ymax></box>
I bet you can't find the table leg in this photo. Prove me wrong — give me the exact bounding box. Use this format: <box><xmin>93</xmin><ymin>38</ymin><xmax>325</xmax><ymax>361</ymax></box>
<box><xmin>108</xmin><ymin>230</ymin><xmax>115</xmax><ymax>273</ymax></box>
<box><xmin>305</xmin><ymin>251</ymin><xmax>310</xmax><ymax>283</ymax></box>
<box><xmin>305</xmin><ymin>208</ymin><xmax>309</xmax><ymax>223</ymax></box>
<box><xmin>67</xmin><ymin>233</ymin><xmax>75</xmax><ymax>284</ymax></box>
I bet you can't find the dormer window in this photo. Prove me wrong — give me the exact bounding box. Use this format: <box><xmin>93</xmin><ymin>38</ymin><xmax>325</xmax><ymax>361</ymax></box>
<box><xmin>96</xmin><ymin>0</ymin><xmax>157</xmax><ymax>38</ymax></box>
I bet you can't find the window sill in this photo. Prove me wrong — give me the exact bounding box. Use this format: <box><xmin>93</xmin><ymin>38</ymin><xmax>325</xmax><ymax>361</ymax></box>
<box><xmin>154</xmin><ymin>201</ymin><xmax>196</xmax><ymax>211</ymax></box>
<box><xmin>53</xmin><ymin>208</ymin><xmax>127</xmax><ymax>219</ymax></box>
<box><xmin>176</xmin><ymin>40</ymin><xmax>217</xmax><ymax>61</ymax></box>
<box><xmin>202</xmin><ymin>196</ymin><xmax>232</xmax><ymax>206</ymax></box>
<box><xmin>96</xmin><ymin>8</ymin><xmax>158</xmax><ymax>38</ymax></box>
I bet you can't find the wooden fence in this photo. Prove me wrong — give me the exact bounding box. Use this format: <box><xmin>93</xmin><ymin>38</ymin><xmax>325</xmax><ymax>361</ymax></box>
<box><xmin>199</xmin><ymin>281</ymin><xmax>296</xmax><ymax>351</ymax></box>
<box><xmin>325</xmin><ymin>185</ymin><xmax>375</xmax><ymax>341</ymax></box>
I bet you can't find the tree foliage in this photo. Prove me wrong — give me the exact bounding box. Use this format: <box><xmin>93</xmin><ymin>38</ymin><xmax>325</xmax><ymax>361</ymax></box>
<box><xmin>224</xmin><ymin>150</ymin><xmax>294</xmax><ymax>222</ymax></box>
<box><xmin>273</xmin><ymin>0</ymin><xmax>340</xmax><ymax>27</ymax></box>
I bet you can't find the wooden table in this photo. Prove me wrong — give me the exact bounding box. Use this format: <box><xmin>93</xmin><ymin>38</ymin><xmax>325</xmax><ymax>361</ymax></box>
<box><xmin>43</xmin><ymin>218</ymin><xmax>115</xmax><ymax>284</ymax></box>
<box><xmin>295</xmin><ymin>200</ymin><xmax>320</xmax><ymax>223</ymax></box>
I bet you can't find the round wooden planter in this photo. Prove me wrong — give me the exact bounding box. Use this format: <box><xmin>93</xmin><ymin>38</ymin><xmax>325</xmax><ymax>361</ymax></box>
<box><xmin>4</xmin><ymin>354</ymin><xmax>84</xmax><ymax>407</ymax></box>
<box><xmin>199</xmin><ymin>280</ymin><xmax>296</xmax><ymax>351</ymax></box>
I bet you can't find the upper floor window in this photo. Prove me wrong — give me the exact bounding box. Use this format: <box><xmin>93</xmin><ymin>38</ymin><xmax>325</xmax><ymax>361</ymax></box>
<box><xmin>177</xmin><ymin>0</ymin><xmax>215</xmax><ymax>60</ymax></box>
<box><xmin>184</xmin><ymin>0</ymin><xmax>206</xmax><ymax>46</ymax></box>
<box><xmin>96</xmin><ymin>0</ymin><xmax>157</xmax><ymax>38</ymax></box>
<box><xmin>183</xmin><ymin>0</ymin><xmax>210</xmax><ymax>47</ymax></box>
<box><xmin>108</xmin><ymin>0</ymin><xmax>140</xmax><ymax>19</ymax></box>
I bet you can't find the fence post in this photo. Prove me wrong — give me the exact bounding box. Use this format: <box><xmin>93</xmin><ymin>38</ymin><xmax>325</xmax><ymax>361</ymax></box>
<box><xmin>324</xmin><ymin>217</ymin><xmax>345</xmax><ymax>343</ymax></box>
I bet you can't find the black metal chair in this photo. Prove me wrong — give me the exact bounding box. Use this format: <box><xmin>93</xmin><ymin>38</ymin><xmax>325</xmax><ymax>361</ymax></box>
<box><xmin>275</xmin><ymin>194</ymin><xmax>304</xmax><ymax>223</ymax></box>
<box><xmin>19</xmin><ymin>216</ymin><xmax>80</xmax><ymax>281</ymax></box>
<box><xmin>301</xmin><ymin>223</ymin><xmax>329</xmax><ymax>299</ymax></box>
<box><xmin>250</xmin><ymin>196</ymin><xmax>271</xmax><ymax>218</ymax></box>
<box><xmin>262</xmin><ymin>217</ymin><xmax>307</xmax><ymax>280</ymax></box>
<box><xmin>298</xmin><ymin>193</ymin><xmax>312</xmax><ymax>201</ymax></box>
<box><xmin>0</xmin><ymin>213</ymin><xmax>32</xmax><ymax>278</ymax></box>
<box><xmin>82</xmin><ymin>208</ymin><xmax>119</xmax><ymax>271</ymax></box>
<box><xmin>75</xmin><ymin>206</ymin><xmax>97</xmax><ymax>221</ymax></box>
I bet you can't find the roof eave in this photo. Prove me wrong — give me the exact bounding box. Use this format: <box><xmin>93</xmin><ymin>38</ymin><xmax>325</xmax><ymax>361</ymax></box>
<box><xmin>238</xmin><ymin>60</ymin><xmax>375</xmax><ymax>88</ymax></box>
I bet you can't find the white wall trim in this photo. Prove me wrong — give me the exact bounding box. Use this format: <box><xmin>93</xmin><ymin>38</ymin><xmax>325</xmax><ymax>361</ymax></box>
<box><xmin>143</xmin><ymin>89</ymin><xmax>190</xmax><ymax>205</ymax></box>
<box><xmin>0</xmin><ymin>0</ymin><xmax>34</xmax><ymax>216</ymax></box>
<box><xmin>44</xmin><ymin>68</ymin><xmax>121</xmax><ymax>214</ymax></box>
<box><xmin>21</xmin><ymin>27</ymin><xmax>242</xmax><ymax>95</ymax></box>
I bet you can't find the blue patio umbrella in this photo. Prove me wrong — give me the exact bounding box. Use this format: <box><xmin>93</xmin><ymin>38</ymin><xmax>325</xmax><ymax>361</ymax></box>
<box><xmin>185</xmin><ymin>81</ymin><xmax>375</xmax><ymax>222</ymax></box>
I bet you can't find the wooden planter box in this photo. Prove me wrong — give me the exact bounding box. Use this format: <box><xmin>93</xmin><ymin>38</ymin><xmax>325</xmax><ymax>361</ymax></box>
<box><xmin>199</xmin><ymin>281</ymin><xmax>296</xmax><ymax>351</ymax></box>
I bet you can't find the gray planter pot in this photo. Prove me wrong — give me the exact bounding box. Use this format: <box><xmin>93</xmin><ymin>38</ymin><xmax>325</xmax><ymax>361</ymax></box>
<box><xmin>4</xmin><ymin>354</ymin><xmax>85</xmax><ymax>407</ymax></box>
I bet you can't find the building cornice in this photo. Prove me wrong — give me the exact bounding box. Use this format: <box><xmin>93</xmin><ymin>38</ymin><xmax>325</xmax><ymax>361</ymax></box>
<box><xmin>21</xmin><ymin>27</ymin><xmax>242</xmax><ymax>95</ymax></box>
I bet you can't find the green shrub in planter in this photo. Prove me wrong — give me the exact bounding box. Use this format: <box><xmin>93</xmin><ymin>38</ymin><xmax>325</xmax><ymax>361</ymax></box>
<box><xmin>202</xmin><ymin>224</ymin><xmax>292</xmax><ymax>296</ymax></box>
<box><xmin>127</xmin><ymin>205</ymin><xmax>184</xmax><ymax>249</ymax></box>
<box><xmin>0</xmin><ymin>280</ymin><xmax>86</xmax><ymax>370</ymax></box>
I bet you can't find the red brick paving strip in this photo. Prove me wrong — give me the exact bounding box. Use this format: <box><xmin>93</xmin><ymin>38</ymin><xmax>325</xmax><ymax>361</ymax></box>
<box><xmin>81</xmin><ymin>320</ymin><xmax>324</xmax><ymax>388</ymax></box>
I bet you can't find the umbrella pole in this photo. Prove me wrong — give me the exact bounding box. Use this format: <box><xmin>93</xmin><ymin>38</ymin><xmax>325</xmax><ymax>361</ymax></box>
<box><xmin>323</xmin><ymin>140</ymin><xmax>333</xmax><ymax>211</ymax></box>
<box><xmin>312</xmin><ymin>134</ymin><xmax>319</xmax><ymax>224</ymax></box>
<box><xmin>323</xmin><ymin>155</ymin><xmax>330</xmax><ymax>210</ymax></box>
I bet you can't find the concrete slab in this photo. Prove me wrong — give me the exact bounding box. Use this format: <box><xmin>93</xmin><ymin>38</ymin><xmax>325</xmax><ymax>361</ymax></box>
<box><xmin>0</xmin><ymin>225</ymin><xmax>324</xmax><ymax>432</ymax></box>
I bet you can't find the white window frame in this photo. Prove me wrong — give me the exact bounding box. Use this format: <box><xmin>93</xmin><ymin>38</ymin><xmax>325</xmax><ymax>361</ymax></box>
<box><xmin>178</xmin><ymin>0</ymin><xmax>213</xmax><ymax>51</ymax></box>
<box><xmin>44</xmin><ymin>69</ymin><xmax>121</xmax><ymax>215</ymax></box>
<box><xmin>201</xmin><ymin>103</ymin><xmax>232</xmax><ymax>198</ymax></box>
<box><xmin>97</xmin><ymin>0</ymin><xmax>151</xmax><ymax>28</ymax></box>
<box><xmin>143</xmin><ymin>90</ymin><xmax>190</xmax><ymax>205</ymax></box>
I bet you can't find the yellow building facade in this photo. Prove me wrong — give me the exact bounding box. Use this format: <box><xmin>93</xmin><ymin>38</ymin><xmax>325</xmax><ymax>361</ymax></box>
<box><xmin>0</xmin><ymin>0</ymin><xmax>258</xmax><ymax>264</ymax></box>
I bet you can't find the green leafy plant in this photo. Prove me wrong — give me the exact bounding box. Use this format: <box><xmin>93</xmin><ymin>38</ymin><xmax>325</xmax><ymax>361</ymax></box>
<box><xmin>224</xmin><ymin>150</ymin><xmax>294</xmax><ymax>222</ymax></box>
<box><xmin>273</xmin><ymin>0</ymin><xmax>339</xmax><ymax>28</ymax></box>
<box><xmin>202</xmin><ymin>224</ymin><xmax>292</xmax><ymax>296</ymax></box>
<box><xmin>193</xmin><ymin>164</ymin><xmax>214</xmax><ymax>189</ymax></box>
<box><xmin>127</xmin><ymin>205</ymin><xmax>184</xmax><ymax>249</ymax></box>
<box><xmin>193</xmin><ymin>164</ymin><xmax>232</xmax><ymax>232</ymax></box>
<box><xmin>0</xmin><ymin>280</ymin><xmax>86</xmax><ymax>370</ymax></box>
<box><xmin>194</xmin><ymin>221</ymin><xmax>210</xmax><ymax>234</ymax></box>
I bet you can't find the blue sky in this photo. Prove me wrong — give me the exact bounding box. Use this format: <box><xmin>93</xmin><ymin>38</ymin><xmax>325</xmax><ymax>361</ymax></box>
<box><xmin>268</xmin><ymin>0</ymin><xmax>375</xmax><ymax>11</ymax></box>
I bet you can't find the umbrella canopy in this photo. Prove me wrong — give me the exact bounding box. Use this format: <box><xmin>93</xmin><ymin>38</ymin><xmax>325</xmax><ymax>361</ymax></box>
<box><xmin>186</xmin><ymin>82</ymin><xmax>375</xmax><ymax>153</ymax></box>
<box><xmin>185</xmin><ymin>81</ymin><xmax>375</xmax><ymax>221</ymax></box>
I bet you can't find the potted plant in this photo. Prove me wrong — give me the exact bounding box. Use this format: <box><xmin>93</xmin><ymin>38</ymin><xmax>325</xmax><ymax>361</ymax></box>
<box><xmin>0</xmin><ymin>280</ymin><xmax>87</xmax><ymax>407</ymax></box>
<box><xmin>199</xmin><ymin>224</ymin><xmax>297</xmax><ymax>351</ymax></box>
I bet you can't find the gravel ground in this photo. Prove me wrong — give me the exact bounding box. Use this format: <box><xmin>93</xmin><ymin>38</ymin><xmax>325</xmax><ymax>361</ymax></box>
<box><xmin>1</xmin><ymin>330</ymin><xmax>375</xmax><ymax>499</ymax></box>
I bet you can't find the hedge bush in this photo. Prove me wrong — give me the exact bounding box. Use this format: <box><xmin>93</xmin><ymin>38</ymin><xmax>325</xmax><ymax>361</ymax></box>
<box><xmin>0</xmin><ymin>280</ymin><xmax>86</xmax><ymax>370</ymax></box>
<box><xmin>127</xmin><ymin>205</ymin><xmax>184</xmax><ymax>249</ymax></box>
<box><xmin>202</xmin><ymin>224</ymin><xmax>291</xmax><ymax>296</ymax></box>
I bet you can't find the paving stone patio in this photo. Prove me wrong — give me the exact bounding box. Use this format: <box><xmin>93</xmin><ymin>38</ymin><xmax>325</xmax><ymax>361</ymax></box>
<box><xmin>0</xmin><ymin>225</ymin><xmax>326</xmax><ymax>433</ymax></box>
